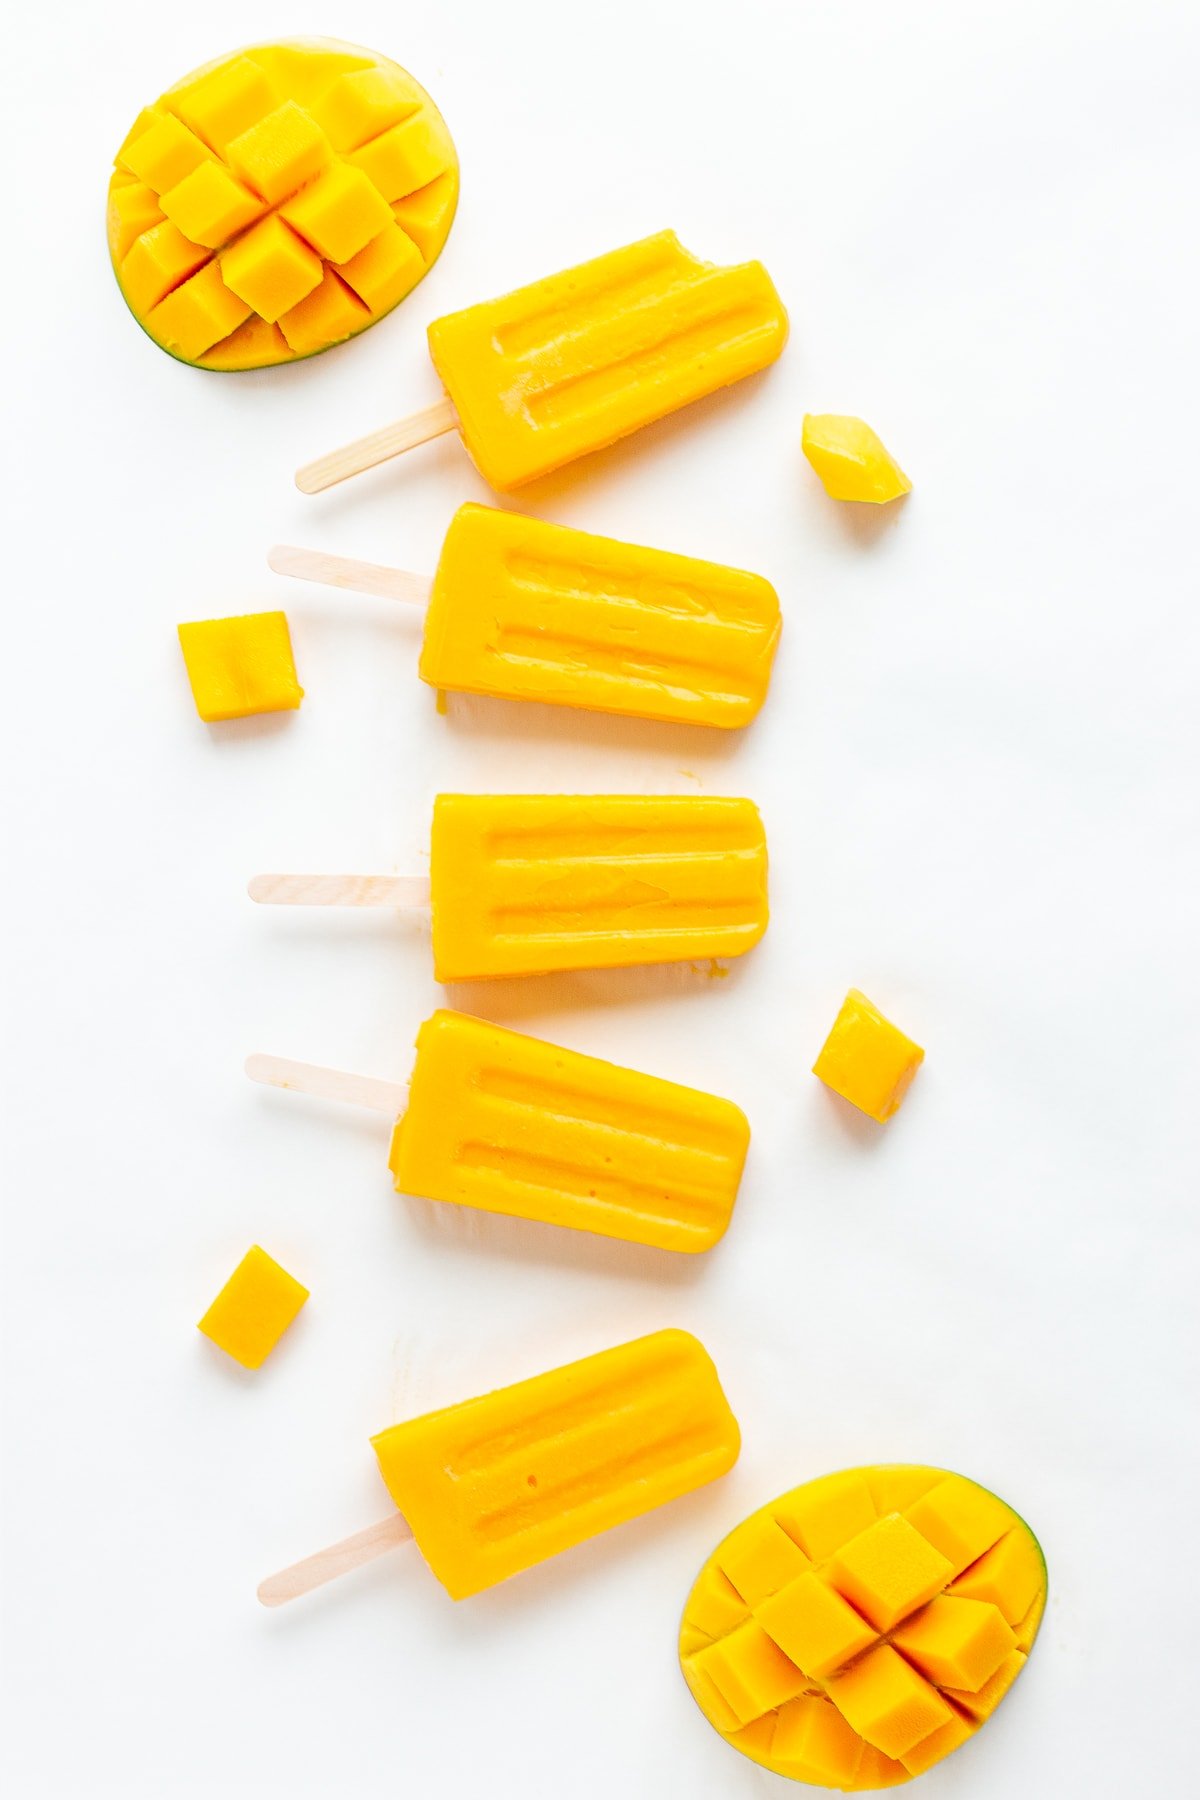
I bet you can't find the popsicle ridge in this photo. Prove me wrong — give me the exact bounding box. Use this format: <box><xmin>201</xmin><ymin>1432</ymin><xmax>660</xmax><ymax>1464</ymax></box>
<box><xmin>427</xmin><ymin>231</ymin><xmax>787</xmax><ymax>488</ymax></box>
<box><xmin>389</xmin><ymin>1010</ymin><xmax>748</xmax><ymax>1250</ymax></box>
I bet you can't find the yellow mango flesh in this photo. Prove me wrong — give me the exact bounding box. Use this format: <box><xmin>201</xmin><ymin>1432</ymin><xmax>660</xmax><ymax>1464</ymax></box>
<box><xmin>680</xmin><ymin>1466</ymin><xmax>1046</xmax><ymax>1789</ymax></box>
<box><xmin>177</xmin><ymin>611</ymin><xmax>303</xmax><ymax>722</ymax></box>
<box><xmin>813</xmin><ymin>989</ymin><xmax>924</xmax><ymax>1123</ymax></box>
<box><xmin>802</xmin><ymin>416</ymin><xmax>912</xmax><ymax>504</ymax></box>
<box><xmin>108</xmin><ymin>38</ymin><xmax>457</xmax><ymax>369</ymax></box>
<box><xmin>197</xmin><ymin>1245</ymin><xmax>308</xmax><ymax>1369</ymax></box>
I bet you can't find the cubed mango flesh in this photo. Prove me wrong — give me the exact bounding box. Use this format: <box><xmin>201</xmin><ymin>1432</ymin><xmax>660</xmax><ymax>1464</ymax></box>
<box><xmin>813</xmin><ymin>989</ymin><xmax>925</xmax><ymax>1123</ymax></box>
<box><xmin>107</xmin><ymin>39</ymin><xmax>458</xmax><ymax>369</ymax></box>
<box><xmin>802</xmin><ymin>415</ymin><xmax>912</xmax><ymax>504</ymax></box>
<box><xmin>177</xmin><ymin>611</ymin><xmax>303</xmax><ymax>722</ymax></box>
<box><xmin>197</xmin><ymin>1245</ymin><xmax>308</xmax><ymax>1369</ymax></box>
<box><xmin>680</xmin><ymin>1465</ymin><xmax>1046</xmax><ymax>1789</ymax></box>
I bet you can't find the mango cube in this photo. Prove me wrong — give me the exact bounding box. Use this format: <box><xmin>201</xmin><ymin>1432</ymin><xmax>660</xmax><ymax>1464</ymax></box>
<box><xmin>278</xmin><ymin>270</ymin><xmax>369</xmax><ymax>356</ymax></box>
<box><xmin>313</xmin><ymin>65</ymin><xmax>420</xmax><ymax>151</ymax></box>
<box><xmin>122</xmin><ymin>111</ymin><xmax>212</xmax><ymax>193</ymax></box>
<box><xmin>392</xmin><ymin>172</ymin><xmax>458</xmax><ymax>260</ymax></box>
<box><xmin>892</xmin><ymin>1594</ymin><xmax>1016</xmax><ymax>1691</ymax></box>
<box><xmin>280</xmin><ymin>161</ymin><xmax>392</xmax><ymax>263</ymax></box>
<box><xmin>950</xmin><ymin>1526</ymin><xmax>1045</xmax><ymax>1624</ymax></box>
<box><xmin>335</xmin><ymin>221</ymin><xmax>423</xmax><ymax>313</ymax></box>
<box><xmin>772</xmin><ymin>1696</ymin><xmax>865</xmax><ymax>1786</ymax></box>
<box><xmin>756</xmin><ymin>1571</ymin><xmax>877</xmax><ymax>1678</ymax></box>
<box><xmin>158</xmin><ymin>159</ymin><xmax>264</xmax><ymax>248</ymax></box>
<box><xmin>825</xmin><ymin>1644</ymin><xmax>952</xmax><ymax>1760</ymax></box>
<box><xmin>906</xmin><ymin>1474</ymin><xmax>1013</xmax><ymax>1576</ymax></box>
<box><xmin>147</xmin><ymin>263</ymin><xmax>252</xmax><ymax>361</ymax></box>
<box><xmin>197</xmin><ymin>1245</ymin><xmax>308</xmax><ymax>1369</ymax></box>
<box><xmin>177</xmin><ymin>611</ymin><xmax>303</xmax><ymax>722</ymax></box>
<box><xmin>774</xmin><ymin>1467</ymin><xmax>876</xmax><ymax>1559</ymax></box>
<box><xmin>220</xmin><ymin>215</ymin><xmax>322</xmax><ymax>322</ymax></box>
<box><xmin>350</xmin><ymin>111</ymin><xmax>451</xmax><ymax>200</ymax></box>
<box><xmin>900</xmin><ymin>1708</ymin><xmax>976</xmax><ymax>1776</ymax></box>
<box><xmin>689</xmin><ymin>1619</ymin><xmax>806</xmax><ymax>1727</ymax></box>
<box><xmin>172</xmin><ymin>56</ymin><xmax>278</xmax><ymax>156</ymax></box>
<box><xmin>108</xmin><ymin>182</ymin><xmax>163</xmax><ymax>261</ymax></box>
<box><xmin>719</xmin><ymin>1513</ymin><xmax>811</xmax><ymax>1606</ymax></box>
<box><xmin>226</xmin><ymin>100</ymin><xmax>331</xmax><ymax>204</ymax></box>
<box><xmin>680</xmin><ymin>1564</ymin><xmax>746</xmax><ymax>1647</ymax></box>
<box><xmin>813</xmin><ymin>988</ymin><xmax>924</xmax><ymax>1123</ymax></box>
<box><xmin>829</xmin><ymin>1513</ymin><xmax>954</xmax><ymax>1632</ymax></box>
<box><xmin>119</xmin><ymin>221</ymin><xmax>208</xmax><ymax>315</ymax></box>
<box><xmin>943</xmin><ymin>1648</ymin><xmax>1027</xmax><ymax>1722</ymax></box>
<box><xmin>802</xmin><ymin>414</ymin><xmax>912</xmax><ymax>504</ymax></box>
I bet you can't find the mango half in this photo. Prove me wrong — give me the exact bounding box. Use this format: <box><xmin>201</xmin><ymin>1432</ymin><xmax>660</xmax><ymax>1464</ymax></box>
<box><xmin>107</xmin><ymin>39</ymin><xmax>458</xmax><ymax>370</ymax></box>
<box><xmin>680</xmin><ymin>1465</ymin><xmax>1045</xmax><ymax>1788</ymax></box>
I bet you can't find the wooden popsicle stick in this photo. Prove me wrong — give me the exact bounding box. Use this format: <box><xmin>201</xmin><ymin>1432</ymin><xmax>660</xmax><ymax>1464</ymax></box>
<box><xmin>268</xmin><ymin>545</ymin><xmax>433</xmax><ymax>607</ymax></box>
<box><xmin>295</xmin><ymin>395</ymin><xmax>460</xmax><ymax>494</ymax></box>
<box><xmin>245</xmin><ymin>1054</ymin><xmax>404</xmax><ymax>1116</ymax></box>
<box><xmin>247</xmin><ymin>873</ymin><xmax>432</xmax><ymax>907</ymax></box>
<box><xmin>257</xmin><ymin>1511</ymin><xmax>414</xmax><ymax>1608</ymax></box>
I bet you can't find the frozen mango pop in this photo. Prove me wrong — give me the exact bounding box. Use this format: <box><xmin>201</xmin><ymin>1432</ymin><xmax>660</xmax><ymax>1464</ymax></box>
<box><xmin>295</xmin><ymin>231</ymin><xmax>788</xmax><ymax>492</ymax></box>
<box><xmin>270</xmin><ymin>502</ymin><xmax>781</xmax><ymax>728</ymax></box>
<box><xmin>257</xmin><ymin>1330</ymin><xmax>740</xmax><ymax>1605</ymax></box>
<box><xmin>249</xmin><ymin>793</ymin><xmax>769</xmax><ymax>980</ymax></box>
<box><xmin>248</xmin><ymin>1008</ymin><xmax>749</xmax><ymax>1252</ymax></box>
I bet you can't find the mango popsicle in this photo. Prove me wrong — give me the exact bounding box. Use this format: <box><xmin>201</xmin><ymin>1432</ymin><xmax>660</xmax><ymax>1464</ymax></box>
<box><xmin>248</xmin><ymin>1008</ymin><xmax>750</xmax><ymax>1252</ymax></box>
<box><xmin>270</xmin><ymin>502</ymin><xmax>782</xmax><ymax>728</ymax></box>
<box><xmin>249</xmin><ymin>793</ymin><xmax>770</xmax><ymax>981</ymax></box>
<box><xmin>258</xmin><ymin>1331</ymin><xmax>741</xmax><ymax>1605</ymax></box>
<box><xmin>295</xmin><ymin>232</ymin><xmax>788</xmax><ymax>492</ymax></box>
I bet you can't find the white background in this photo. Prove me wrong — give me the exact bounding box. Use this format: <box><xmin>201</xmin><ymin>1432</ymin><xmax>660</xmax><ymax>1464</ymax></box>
<box><xmin>2</xmin><ymin>2</ymin><xmax>1197</xmax><ymax>1794</ymax></box>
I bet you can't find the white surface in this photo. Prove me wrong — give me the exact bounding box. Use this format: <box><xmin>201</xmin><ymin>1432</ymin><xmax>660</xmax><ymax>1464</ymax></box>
<box><xmin>2</xmin><ymin>1</ymin><xmax>1197</xmax><ymax>1794</ymax></box>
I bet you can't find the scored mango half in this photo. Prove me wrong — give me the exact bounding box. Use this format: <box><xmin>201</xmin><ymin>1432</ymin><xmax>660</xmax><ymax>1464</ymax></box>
<box><xmin>108</xmin><ymin>38</ymin><xmax>458</xmax><ymax>370</ymax></box>
<box><xmin>680</xmin><ymin>1465</ymin><xmax>1046</xmax><ymax>1789</ymax></box>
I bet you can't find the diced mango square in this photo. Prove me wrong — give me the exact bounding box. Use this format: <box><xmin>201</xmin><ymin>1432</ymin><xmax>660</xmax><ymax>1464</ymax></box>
<box><xmin>681</xmin><ymin>1563</ymin><xmax>748</xmax><ymax>1645</ymax></box>
<box><xmin>943</xmin><ymin>1648</ymin><xmax>1027</xmax><ymax>1721</ymax></box>
<box><xmin>829</xmin><ymin>1513</ymin><xmax>954</xmax><ymax>1632</ymax></box>
<box><xmin>774</xmin><ymin>1469</ymin><xmax>877</xmax><ymax>1560</ymax></box>
<box><xmin>802</xmin><ymin>414</ymin><xmax>912</xmax><ymax>505</ymax></box>
<box><xmin>177</xmin><ymin>611</ymin><xmax>303</xmax><ymax>722</ymax></box>
<box><xmin>893</xmin><ymin>1594</ymin><xmax>1016</xmax><ymax>1692</ymax></box>
<box><xmin>906</xmin><ymin>1476</ymin><xmax>1012</xmax><ymax>1577</ymax></box>
<box><xmin>350</xmin><ymin>111</ymin><xmax>451</xmax><ymax>200</ymax></box>
<box><xmin>227</xmin><ymin>100</ymin><xmax>331</xmax><ymax>204</ymax></box>
<box><xmin>313</xmin><ymin>65</ymin><xmax>420</xmax><ymax>150</ymax></box>
<box><xmin>719</xmin><ymin>1513</ymin><xmax>812</xmax><ymax>1606</ymax></box>
<box><xmin>116</xmin><ymin>106</ymin><xmax>161</xmax><ymax>168</ymax></box>
<box><xmin>854</xmin><ymin>1745</ymin><xmax>913</xmax><ymax>1787</ymax></box>
<box><xmin>172</xmin><ymin>56</ymin><xmax>278</xmax><ymax>155</ymax></box>
<box><xmin>278</xmin><ymin>270</ymin><xmax>369</xmax><ymax>355</ymax></box>
<box><xmin>949</xmin><ymin>1527</ymin><xmax>1045</xmax><ymax>1625</ymax></box>
<box><xmin>220</xmin><ymin>215</ymin><xmax>322</xmax><ymax>322</ymax></box>
<box><xmin>108</xmin><ymin>181</ymin><xmax>163</xmax><ymax>261</ymax></box>
<box><xmin>681</xmin><ymin>1655</ymin><xmax>743</xmax><ymax>1736</ymax></box>
<box><xmin>900</xmin><ymin>1707</ymin><xmax>976</xmax><ymax>1776</ymax></box>
<box><xmin>826</xmin><ymin>1643</ymin><xmax>952</xmax><ymax>1760</ymax></box>
<box><xmin>158</xmin><ymin>159</ymin><xmax>264</xmax><ymax>248</ymax></box>
<box><xmin>147</xmin><ymin>262</ymin><xmax>252</xmax><ymax>361</ymax></box>
<box><xmin>755</xmin><ymin>1571</ymin><xmax>877</xmax><ymax>1678</ymax></box>
<box><xmin>689</xmin><ymin>1619</ymin><xmax>807</xmax><ymax>1727</ymax></box>
<box><xmin>335</xmin><ymin>220</ymin><xmax>423</xmax><ymax>313</ymax></box>
<box><xmin>121</xmin><ymin>111</ymin><xmax>212</xmax><ymax>194</ymax></box>
<box><xmin>120</xmin><ymin>221</ymin><xmax>209</xmax><ymax>315</ymax></box>
<box><xmin>280</xmin><ymin>161</ymin><xmax>392</xmax><ymax>263</ymax></box>
<box><xmin>391</xmin><ymin>171</ymin><xmax>457</xmax><ymax>260</ymax></box>
<box><xmin>813</xmin><ymin>988</ymin><xmax>924</xmax><ymax>1123</ymax></box>
<box><xmin>772</xmin><ymin>1696</ymin><xmax>864</xmax><ymax>1786</ymax></box>
<box><xmin>197</xmin><ymin>1245</ymin><xmax>308</xmax><ymax>1370</ymax></box>
<box><xmin>867</xmin><ymin>1466</ymin><xmax>941</xmax><ymax>1515</ymax></box>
